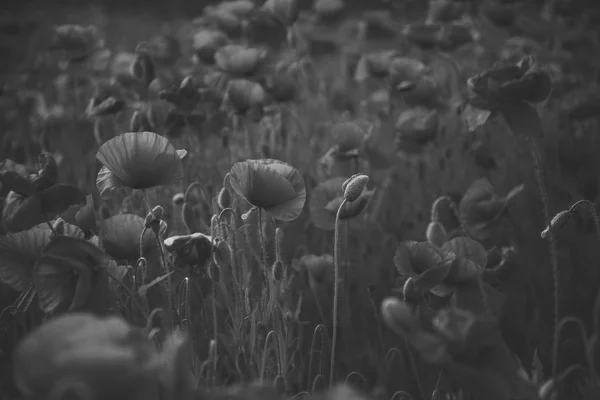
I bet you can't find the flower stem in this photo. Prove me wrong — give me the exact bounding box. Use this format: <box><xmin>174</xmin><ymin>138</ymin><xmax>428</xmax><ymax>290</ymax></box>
<box><xmin>329</xmin><ymin>198</ymin><xmax>347</xmax><ymax>388</ymax></box>
<box><xmin>529</xmin><ymin>139</ymin><xmax>560</xmax><ymax>381</ymax></box>
<box><xmin>141</xmin><ymin>189</ymin><xmax>174</xmax><ymax>332</ymax></box>
<box><xmin>257</xmin><ymin>208</ymin><xmax>271</xmax><ymax>301</ymax></box>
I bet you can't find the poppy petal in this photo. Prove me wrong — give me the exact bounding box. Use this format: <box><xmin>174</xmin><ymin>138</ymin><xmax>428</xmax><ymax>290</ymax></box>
<box><xmin>102</xmin><ymin>214</ymin><xmax>167</xmax><ymax>261</ymax></box>
<box><xmin>309</xmin><ymin>177</ymin><xmax>345</xmax><ymax>230</ymax></box>
<box><xmin>96</xmin><ymin>131</ymin><xmax>184</xmax><ymax>190</ymax></box>
<box><xmin>34</xmin><ymin>236</ymin><xmax>109</xmax><ymax>313</ymax></box>
<box><xmin>96</xmin><ymin>166</ymin><xmax>127</xmax><ymax>200</ymax></box>
<box><xmin>230</xmin><ymin>159</ymin><xmax>306</xmax><ymax>221</ymax></box>
<box><xmin>0</xmin><ymin>228</ymin><xmax>51</xmax><ymax>292</ymax></box>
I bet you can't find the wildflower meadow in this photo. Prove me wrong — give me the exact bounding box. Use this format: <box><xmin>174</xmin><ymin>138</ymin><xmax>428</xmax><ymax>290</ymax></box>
<box><xmin>1</xmin><ymin>0</ymin><xmax>600</xmax><ymax>399</ymax></box>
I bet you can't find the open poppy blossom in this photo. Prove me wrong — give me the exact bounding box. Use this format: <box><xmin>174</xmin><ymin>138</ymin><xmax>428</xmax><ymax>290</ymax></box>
<box><xmin>51</xmin><ymin>24</ymin><xmax>104</xmax><ymax>62</ymax></box>
<box><xmin>395</xmin><ymin>107</ymin><xmax>439</xmax><ymax>146</ymax></box>
<box><xmin>95</xmin><ymin>131</ymin><xmax>187</xmax><ymax>199</ymax></box>
<box><xmin>192</xmin><ymin>29</ymin><xmax>230</xmax><ymax>64</ymax></box>
<box><xmin>33</xmin><ymin>236</ymin><xmax>111</xmax><ymax>313</ymax></box>
<box><xmin>229</xmin><ymin>158</ymin><xmax>306</xmax><ymax>222</ymax></box>
<box><xmin>467</xmin><ymin>55</ymin><xmax>552</xmax><ymax>108</ymax></box>
<box><xmin>225</xmin><ymin>79</ymin><xmax>266</xmax><ymax>115</ymax></box>
<box><xmin>261</xmin><ymin>0</ymin><xmax>299</xmax><ymax>27</ymax></box>
<box><xmin>354</xmin><ymin>50</ymin><xmax>397</xmax><ymax>81</ymax></box>
<box><xmin>330</xmin><ymin>120</ymin><xmax>369</xmax><ymax>159</ymax></box>
<box><xmin>215</xmin><ymin>44</ymin><xmax>267</xmax><ymax>76</ymax></box>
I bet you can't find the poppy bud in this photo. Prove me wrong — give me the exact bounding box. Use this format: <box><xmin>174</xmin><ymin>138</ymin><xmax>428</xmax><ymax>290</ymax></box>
<box><xmin>214</xmin><ymin>239</ymin><xmax>231</xmax><ymax>267</ymax></box>
<box><xmin>272</xmin><ymin>260</ymin><xmax>284</xmax><ymax>281</ymax></box>
<box><xmin>172</xmin><ymin>192</ymin><xmax>185</xmax><ymax>206</ymax></box>
<box><xmin>541</xmin><ymin>209</ymin><xmax>572</xmax><ymax>239</ymax></box>
<box><xmin>151</xmin><ymin>205</ymin><xmax>163</xmax><ymax>220</ymax></box>
<box><xmin>136</xmin><ymin>257</ymin><xmax>147</xmax><ymax>271</ymax></box>
<box><xmin>217</xmin><ymin>187</ymin><xmax>232</xmax><ymax>209</ymax></box>
<box><xmin>342</xmin><ymin>174</ymin><xmax>369</xmax><ymax>202</ymax></box>
<box><xmin>381</xmin><ymin>297</ymin><xmax>417</xmax><ymax>336</ymax></box>
<box><xmin>426</xmin><ymin>221</ymin><xmax>447</xmax><ymax>247</ymax></box>
<box><xmin>274</xmin><ymin>374</ymin><xmax>286</xmax><ymax>395</ymax></box>
<box><xmin>131</xmin><ymin>52</ymin><xmax>155</xmax><ymax>87</ymax></box>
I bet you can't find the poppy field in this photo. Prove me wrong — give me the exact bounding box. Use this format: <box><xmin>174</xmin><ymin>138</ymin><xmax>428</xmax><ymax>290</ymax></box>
<box><xmin>2</xmin><ymin>0</ymin><xmax>600</xmax><ymax>399</ymax></box>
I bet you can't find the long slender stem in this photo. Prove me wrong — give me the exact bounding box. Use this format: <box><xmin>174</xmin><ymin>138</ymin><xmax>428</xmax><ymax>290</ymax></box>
<box><xmin>257</xmin><ymin>208</ymin><xmax>271</xmax><ymax>301</ymax></box>
<box><xmin>529</xmin><ymin>139</ymin><xmax>560</xmax><ymax>381</ymax></box>
<box><xmin>329</xmin><ymin>198</ymin><xmax>347</xmax><ymax>388</ymax></box>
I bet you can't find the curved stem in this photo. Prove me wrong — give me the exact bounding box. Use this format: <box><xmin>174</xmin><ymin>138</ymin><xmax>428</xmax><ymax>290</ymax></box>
<box><xmin>329</xmin><ymin>198</ymin><xmax>347</xmax><ymax>388</ymax></box>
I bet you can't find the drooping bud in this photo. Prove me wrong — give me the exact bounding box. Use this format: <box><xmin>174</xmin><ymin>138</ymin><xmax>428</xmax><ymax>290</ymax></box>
<box><xmin>426</xmin><ymin>221</ymin><xmax>447</xmax><ymax>247</ymax></box>
<box><xmin>342</xmin><ymin>174</ymin><xmax>369</xmax><ymax>202</ymax></box>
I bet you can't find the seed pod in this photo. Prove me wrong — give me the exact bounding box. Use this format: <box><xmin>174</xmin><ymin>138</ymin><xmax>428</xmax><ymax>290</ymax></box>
<box><xmin>342</xmin><ymin>174</ymin><xmax>369</xmax><ymax>202</ymax></box>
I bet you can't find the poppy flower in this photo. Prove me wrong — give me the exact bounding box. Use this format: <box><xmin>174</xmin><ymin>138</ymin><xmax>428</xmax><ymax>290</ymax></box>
<box><xmin>51</xmin><ymin>24</ymin><xmax>103</xmax><ymax>62</ymax></box>
<box><xmin>309</xmin><ymin>177</ymin><xmax>345</xmax><ymax>230</ymax></box>
<box><xmin>192</xmin><ymin>29</ymin><xmax>230</xmax><ymax>64</ymax></box>
<box><xmin>13</xmin><ymin>313</ymin><xmax>159</xmax><ymax>399</ymax></box>
<box><xmin>353</xmin><ymin>50</ymin><xmax>398</xmax><ymax>81</ymax></box>
<box><xmin>262</xmin><ymin>0</ymin><xmax>299</xmax><ymax>27</ymax></box>
<box><xmin>394</xmin><ymin>240</ymin><xmax>457</xmax><ymax>296</ymax></box>
<box><xmin>95</xmin><ymin>131</ymin><xmax>187</xmax><ymax>199</ymax></box>
<box><xmin>330</xmin><ymin>120</ymin><xmax>369</xmax><ymax>158</ymax></box>
<box><xmin>218</xmin><ymin>0</ymin><xmax>256</xmax><ymax>18</ymax></box>
<box><xmin>458</xmin><ymin>178</ymin><xmax>524</xmax><ymax>243</ymax></box>
<box><xmin>467</xmin><ymin>55</ymin><xmax>552</xmax><ymax>108</ymax></box>
<box><xmin>314</xmin><ymin>0</ymin><xmax>345</xmax><ymax>20</ymax></box>
<box><xmin>442</xmin><ymin>26</ymin><xmax>472</xmax><ymax>51</ymax></box>
<box><xmin>395</xmin><ymin>107</ymin><xmax>439</xmax><ymax>146</ymax></box>
<box><xmin>33</xmin><ymin>236</ymin><xmax>111</xmax><ymax>314</ymax></box>
<box><xmin>215</xmin><ymin>44</ymin><xmax>266</xmax><ymax>76</ymax></box>
<box><xmin>228</xmin><ymin>158</ymin><xmax>306</xmax><ymax>222</ymax></box>
<box><xmin>427</xmin><ymin>0</ymin><xmax>466</xmax><ymax>23</ymax></box>
<box><xmin>225</xmin><ymin>79</ymin><xmax>266</xmax><ymax>115</ymax></box>
<box><xmin>292</xmin><ymin>253</ymin><xmax>334</xmax><ymax>289</ymax></box>
<box><xmin>388</xmin><ymin>57</ymin><xmax>427</xmax><ymax>85</ymax></box>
